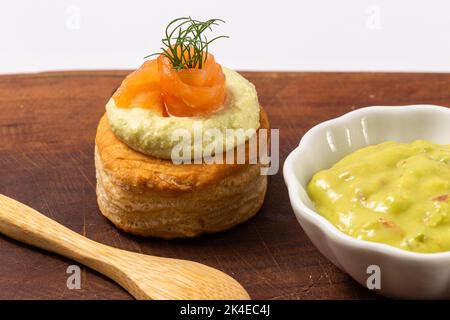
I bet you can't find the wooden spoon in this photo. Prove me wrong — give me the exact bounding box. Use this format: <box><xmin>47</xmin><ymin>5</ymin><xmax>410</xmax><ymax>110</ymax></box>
<box><xmin>0</xmin><ymin>194</ymin><xmax>250</xmax><ymax>300</ymax></box>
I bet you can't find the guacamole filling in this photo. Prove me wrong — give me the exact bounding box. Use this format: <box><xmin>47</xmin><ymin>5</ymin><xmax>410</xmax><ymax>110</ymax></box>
<box><xmin>106</xmin><ymin>67</ymin><xmax>260</xmax><ymax>159</ymax></box>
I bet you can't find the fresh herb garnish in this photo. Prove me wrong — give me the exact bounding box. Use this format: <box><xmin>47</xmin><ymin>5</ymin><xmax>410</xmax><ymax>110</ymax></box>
<box><xmin>145</xmin><ymin>17</ymin><xmax>228</xmax><ymax>70</ymax></box>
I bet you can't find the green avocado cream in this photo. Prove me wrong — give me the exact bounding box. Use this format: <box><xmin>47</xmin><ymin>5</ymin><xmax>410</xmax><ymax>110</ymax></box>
<box><xmin>307</xmin><ymin>140</ymin><xmax>450</xmax><ymax>253</ymax></box>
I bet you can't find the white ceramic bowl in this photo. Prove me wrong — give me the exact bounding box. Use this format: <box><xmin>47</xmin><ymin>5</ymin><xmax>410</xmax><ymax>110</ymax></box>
<box><xmin>284</xmin><ymin>105</ymin><xmax>450</xmax><ymax>299</ymax></box>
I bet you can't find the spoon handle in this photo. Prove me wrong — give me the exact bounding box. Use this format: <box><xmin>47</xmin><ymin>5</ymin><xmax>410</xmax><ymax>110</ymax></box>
<box><xmin>0</xmin><ymin>194</ymin><xmax>112</xmax><ymax>269</ymax></box>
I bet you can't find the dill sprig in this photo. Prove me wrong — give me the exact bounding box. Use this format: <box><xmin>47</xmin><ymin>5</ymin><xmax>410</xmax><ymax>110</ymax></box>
<box><xmin>145</xmin><ymin>17</ymin><xmax>228</xmax><ymax>70</ymax></box>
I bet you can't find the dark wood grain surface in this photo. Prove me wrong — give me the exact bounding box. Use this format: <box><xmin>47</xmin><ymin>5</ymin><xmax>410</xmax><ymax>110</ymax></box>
<box><xmin>1</xmin><ymin>70</ymin><xmax>449</xmax><ymax>300</ymax></box>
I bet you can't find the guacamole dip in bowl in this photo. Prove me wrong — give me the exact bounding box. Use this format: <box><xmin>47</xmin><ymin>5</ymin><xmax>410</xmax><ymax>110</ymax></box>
<box><xmin>284</xmin><ymin>105</ymin><xmax>450</xmax><ymax>299</ymax></box>
<box><xmin>308</xmin><ymin>140</ymin><xmax>450</xmax><ymax>254</ymax></box>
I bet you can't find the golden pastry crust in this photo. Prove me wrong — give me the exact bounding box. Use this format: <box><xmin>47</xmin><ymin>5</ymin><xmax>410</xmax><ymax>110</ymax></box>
<box><xmin>95</xmin><ymin>108</ymin><xmax>269</xmax><ymax>238</ymax></box>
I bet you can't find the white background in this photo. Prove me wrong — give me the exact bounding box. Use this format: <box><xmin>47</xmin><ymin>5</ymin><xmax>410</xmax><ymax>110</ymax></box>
<box><xmin>2</xmin><ymin>0</ymin><xmax>450</xmax><ymax>74</ymax></box>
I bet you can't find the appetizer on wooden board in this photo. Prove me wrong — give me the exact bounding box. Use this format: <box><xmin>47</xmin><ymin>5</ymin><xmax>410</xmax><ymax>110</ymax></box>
<box><xmin>95</xmin><ymin>17</ymin><xmax>269</xmax><ymax>238</ymax></box>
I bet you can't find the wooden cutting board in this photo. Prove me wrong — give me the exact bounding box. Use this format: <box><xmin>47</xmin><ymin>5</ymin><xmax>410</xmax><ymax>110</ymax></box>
<box><xmin>1</xmin><ymin>70</ymin><xmax>449</xmax><ymax>300</ymax></box>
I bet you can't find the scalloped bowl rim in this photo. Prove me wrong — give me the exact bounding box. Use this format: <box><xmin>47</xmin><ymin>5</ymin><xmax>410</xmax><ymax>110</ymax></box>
<box><xmin>284</xmin><ymin>104</ymin><xmax>450</xmax><ymax>261</ymax></box>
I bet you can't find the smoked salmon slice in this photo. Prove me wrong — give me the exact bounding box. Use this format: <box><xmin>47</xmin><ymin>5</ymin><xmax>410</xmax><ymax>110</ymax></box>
<box><xmin>113</xmin><ymin>60</ymin><xmax>165</xmax><ymax>116</ymax></box>
<box><xmin>113</xmin><ymin>53</ymin><xmax>226</xmax><ymax>117</ymax></box>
